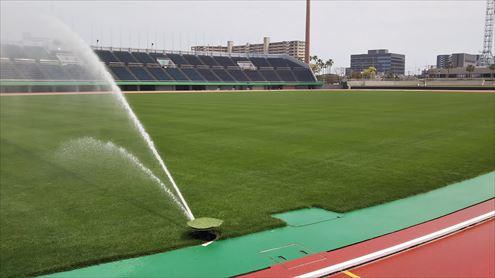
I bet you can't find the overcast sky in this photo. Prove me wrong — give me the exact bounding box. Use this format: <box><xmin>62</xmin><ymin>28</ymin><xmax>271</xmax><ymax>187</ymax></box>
<box><xmin>1</xmin><ymin>0</ymin><xmax>487</xmax><ymax>73</ymax></box>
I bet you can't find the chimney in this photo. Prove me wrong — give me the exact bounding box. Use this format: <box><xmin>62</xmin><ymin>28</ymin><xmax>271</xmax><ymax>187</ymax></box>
<box><xmin>263</xmin><ymin>37</ymin><xmax>270</xmax><ymax>54</ymax></box>
<box><xmin>305</xmin><ymin>0</ymin><xmax>311</xmax><ymax>64</ymax></box>
<box><xmin>227</xmin><ymin>41</ymin><xmax>233</xmax><ymax>53</ymax></box>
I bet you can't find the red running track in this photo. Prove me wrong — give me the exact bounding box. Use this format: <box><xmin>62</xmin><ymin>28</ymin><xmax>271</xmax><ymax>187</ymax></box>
<box><xmin>242</xmin><ymin>199</ymin><xmax>494</xmax><ymax>278</ymax></box>
<box><xmin>332</xmin><ymin>218</ymin><xmax>495</xmax><ymax>278</ymax></box>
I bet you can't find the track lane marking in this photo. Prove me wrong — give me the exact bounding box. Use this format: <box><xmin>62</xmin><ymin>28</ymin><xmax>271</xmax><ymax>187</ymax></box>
<box><xmin>342</xmin><ymin>270</ymin><xmax>361</xmax><ymax>278</ymax></box>
<box><xmin>296</xmin><ymin>210</ymin><xmax>495</xmax><ymax>278</ymax></box>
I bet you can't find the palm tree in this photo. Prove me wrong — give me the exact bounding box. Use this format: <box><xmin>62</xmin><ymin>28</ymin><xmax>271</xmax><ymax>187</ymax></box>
<box><xmin>446</xmin><ymin>61</ymin><xmax>453</xmax><ymax>79</ymax></box>
<box><xmin>466</xmin><ymin>65</ymin><xmax>475</xmax><ymax>79</ymax></box>
<box><xmin>324</xmin><ymin>59</ymin><xmax>334</xmax><ymax>75</ymax></box>
<box><xmin>368</xmin><ymin>66</ymin><xmax>377</xmax><ymax>79</ymax></box>
<box><xmin>489</xmin><ymin>64</ymin><xmax>495</xmax><ymax>80</ymax></box>
<box><xmin>362</xmin><ymin>66</ymin><xmax>377</xmax><ymax>79</ymax></box>
<box><xmin>310</xmin><ymin>55</ymin><xmax>325</xmax><ymax>75</ymax></box>
<box><xmin>310</xmin><ymin>56</ymin><xmax>335</xmax><ymax>76</ymax></box>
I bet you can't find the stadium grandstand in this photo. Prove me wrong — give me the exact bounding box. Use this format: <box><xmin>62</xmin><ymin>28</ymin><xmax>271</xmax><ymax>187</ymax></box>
<box><xmin>0</xmin><ymin>43</ymin><xmax>321</xmax><ymax>93</ymax></box>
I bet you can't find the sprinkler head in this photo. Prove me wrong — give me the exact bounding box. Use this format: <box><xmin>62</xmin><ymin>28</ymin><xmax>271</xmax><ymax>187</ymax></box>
<box><xmin>187</xmin><ymin>217</ymin><xmax>223</xmax><ymax>231</ymax></box>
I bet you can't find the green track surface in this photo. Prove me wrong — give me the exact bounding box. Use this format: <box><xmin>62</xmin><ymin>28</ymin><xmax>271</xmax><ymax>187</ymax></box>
<box><xmin>47</xmin><ymin>172</ymin><xmax>495</xmax><ymax>277</ymax></box>
<box><xmin>1</xmin><ymin>91</ymin><xmax>494</xmax><ymax>277</ymax></box>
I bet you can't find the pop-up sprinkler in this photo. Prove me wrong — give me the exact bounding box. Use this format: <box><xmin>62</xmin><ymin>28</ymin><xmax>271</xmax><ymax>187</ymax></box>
<box><xmin>187</xmin><ymin>217</ymin><xmax>223</xmax><ymax>242</ymax></box>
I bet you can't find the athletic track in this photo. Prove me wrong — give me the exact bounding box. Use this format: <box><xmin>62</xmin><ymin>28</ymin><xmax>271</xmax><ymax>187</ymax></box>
<box><xmin>242</xmin><ymin>199</ymin><xmax>495</xmax><ymax>278</ymax></box>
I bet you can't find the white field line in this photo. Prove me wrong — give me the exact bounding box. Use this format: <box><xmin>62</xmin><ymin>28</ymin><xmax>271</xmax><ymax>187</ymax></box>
<box><xmin>201</xmin><ymin>241</ymin><xmax>214</xmax><ymax>247</ymax></box>
<box><xmin>297</xmin><ymin>210</ymin><xmax>495</xmax><ymax>278</ymax></box>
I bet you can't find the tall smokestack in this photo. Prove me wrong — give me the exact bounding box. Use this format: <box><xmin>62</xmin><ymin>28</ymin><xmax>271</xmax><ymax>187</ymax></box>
<box><xmin>305</xmin><ymin>0</ymin><xmax>310</xmax><ymax>64</ymax></box>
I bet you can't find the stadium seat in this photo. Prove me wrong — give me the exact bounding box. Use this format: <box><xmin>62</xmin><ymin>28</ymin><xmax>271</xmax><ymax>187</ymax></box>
<box><xmin>64</xmin><ymin>64</ymin><xmax>100</xmax><ymax>80</ymax></box>
<box><xmin>181</xmin><ymin>68</ymin><xmax>205</xmax><ymax>81</ymax></box>
<box><xmin>23</xmin><ymin>46</ymin><xmax>53</xmax><ymax>60</ymax></box>
<box><xmin>132</xmin><ymin>52</ymin><xmax>156</xmax><ymax>64</ymax></box>
<box><xmin>227</xmin><ymin>69</ymin><xmax>250</xmax><ymax>82</ymax></box>
<box><xmin>167</xmin><ymin>54</ymin><xmax>190</xmax><ymax>66</ymax></box>
<box><xmin>149</xmin><ymin>52</ymin><xmax>166</xmax><ymax>60</ymax></box>
<box><xmin>267</xmin><ymin>58</ymin><xmax>290</xmax><ymax>68</ymax></box>
<box><xmin>0</xmin><ymin>60</ymin><xmax>23</xmax><ymax>79</ymax></box>
<box><xmin>245</xmin><ymin>70</ymin><xmax>266</xmax><ymax>82</ymax></box>
<box><xmin>14</xmin><ymin>62</ymin><xmax>47</xmax><ymax>80</ymax></box>
<box><xmin>94</xmin><ymin>50</ymin><xmax>120</xmax><ymax>63</ymax></box>
<box><xmin>38</xmin><ymin>64</ymin><xmax>71</xmax><ymax>80</ymax></box>
<box><xmin>212</xmin><ymin>69</ymin><xmax>235</xmax><ymax>82</ymax></box>
<box><xmin>108</xmin><ymin>65</ymin><xmax>136</xmax><ymax>80</ymax></box>
<box><xmin>197</xmin><ymin>68</ymin><xmax>220</xmax><ymax>82</ymax></box>
<box><xmin>275</xmin><ymin>69</ymin><xmax>297</xmax><ymax>82</ymax></box>
<box><xmin>214</xmin><ymin>56</ymin><xmax>236</xmax><ymax>67</ymax></box>
<box><xmin>147</xmin><ymin>67</ymin><xmax>173</xmax><ymax>81</ymax></box>
<box><xmin>249</xmin><ymin>57</ymin><xmax>271</xmax><ymax>68</ymax></box>
<box><xmin>230</xmin><ymin>56</ymin><xmax>252</xmax><ymax>65</ymax></box>
<box><xmin>164</xmin><ymin>68</ymin><xmax>189</xmax><ymax>81</ymax></box>
<box><xmin>183</xmin><ymin>55</ymin><xmax>205</xmax><ymax>66</ymax></box>
<box><xmin>128</xmin><ymin>66</ymin><xmax>155</xmax><ymax>80</ymax></box>
<box><xmin>285</xmin><ymin>59</ymin><xmax>304</xmax><ymax>68</ymax></box>
<box><xmin>259</xmin><ymin>69</ymin><xmax>281</xmax><ymax>81</ymax></box>
<box><xmin>198</xmin><ymin>55</ymin><xmax>220</xmax><ymax>67</ymax></box>
<box><xmin>113</xmin><ymin>51</ymin><xmax>139</xmax><ymax>64</ymax></box>
<box><xmin>293</xmin><ymin>68</ymin><xmax>316</xmax><ymax>82</ymax></box>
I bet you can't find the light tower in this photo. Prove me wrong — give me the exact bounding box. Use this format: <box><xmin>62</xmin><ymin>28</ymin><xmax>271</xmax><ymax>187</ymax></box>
<box><xmin>478</xmin><ymin>0</ymin><xmax>494</xmax><ymax>66</ymax></box>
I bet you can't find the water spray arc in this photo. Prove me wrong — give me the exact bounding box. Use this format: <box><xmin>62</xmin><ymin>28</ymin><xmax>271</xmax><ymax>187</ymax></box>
<box><xmin>111</xmin><ymin>90</ymin><xmax>195</xmax><ymax>220</ymax></box>
<box><xmin>56</xmin><ymin>137</ymin><xmax>192</xmax><ymax>219</ymax></box>
<box><xmin>50</xmin><ymin>17</ymin><xmax>195</xmax><ymax>221</ymax></box>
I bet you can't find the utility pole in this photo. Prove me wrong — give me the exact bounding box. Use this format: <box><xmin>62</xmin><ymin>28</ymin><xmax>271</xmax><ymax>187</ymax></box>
<box><xmin>305</xmin><ymin>0</ymin><xmax>311</xmax><ymax>64</ymax></box>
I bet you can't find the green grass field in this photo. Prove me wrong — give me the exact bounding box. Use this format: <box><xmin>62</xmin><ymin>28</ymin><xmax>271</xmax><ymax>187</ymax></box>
<box><xmin>1</xmin><ymin>90</ymin><xmax>494</xmax><ymax>277</ymax></box>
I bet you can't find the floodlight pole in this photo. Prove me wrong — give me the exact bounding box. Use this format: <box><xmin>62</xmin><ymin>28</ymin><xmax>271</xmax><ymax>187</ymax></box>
<box><xmin>305</xmin><ymin>0</ymin><xmax>311</xmax><ymax>64</ymax></box>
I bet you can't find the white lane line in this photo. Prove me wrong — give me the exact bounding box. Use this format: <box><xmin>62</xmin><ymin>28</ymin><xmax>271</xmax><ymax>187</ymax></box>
<box><xmin>297</xmin><ymin>210</ymin><xmax>495</xmax><ymax>278</ymax></box>
<box><xmin>201</xmin><ymin>241</ymin><xmax>214</xmax><ymax>247</ymax></box>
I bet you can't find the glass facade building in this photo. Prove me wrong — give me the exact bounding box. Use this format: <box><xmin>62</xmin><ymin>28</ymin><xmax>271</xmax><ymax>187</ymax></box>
<box><xmin>350</xmin><ymin>49</ymin><xmax>405</xmax><ymax>75</ymax></box>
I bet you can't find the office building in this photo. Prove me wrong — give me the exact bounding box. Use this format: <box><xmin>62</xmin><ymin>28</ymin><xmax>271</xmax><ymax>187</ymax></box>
<box><xmin>436</xmin><ymin>53</ymin><xmax>480</xmax><ymax>68</ymax></box>
<box><xmin>350</xmin><ymin>49</ymin><xmax>405</xmax><ymax>75</ymax></box>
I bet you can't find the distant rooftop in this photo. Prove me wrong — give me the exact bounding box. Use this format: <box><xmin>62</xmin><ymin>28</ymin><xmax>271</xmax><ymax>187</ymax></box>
<box><xmin>368</xmin><ymin>49</ymin><xmax>389</xmax><ymax>54</ymax></box>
